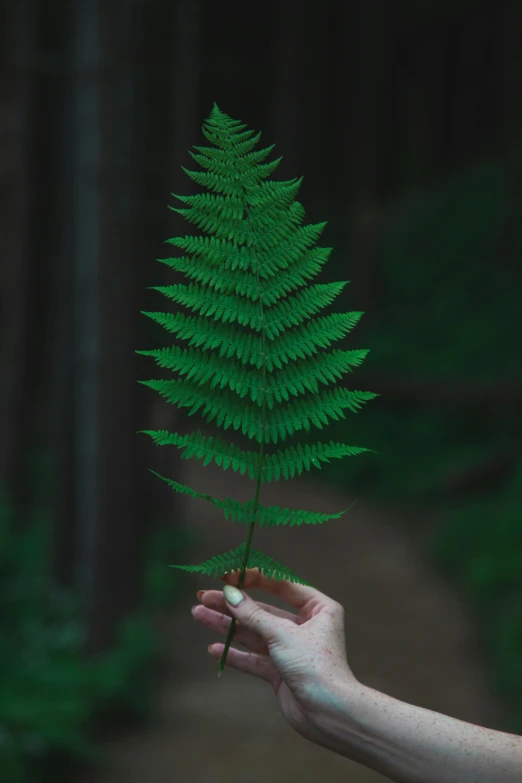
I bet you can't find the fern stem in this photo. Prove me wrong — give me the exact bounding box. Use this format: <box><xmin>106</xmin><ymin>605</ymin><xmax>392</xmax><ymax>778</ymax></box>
<box><xmin>218</xmin><ymin>189</ymin><xmax>267</xmax><ymax>677</ymax></box>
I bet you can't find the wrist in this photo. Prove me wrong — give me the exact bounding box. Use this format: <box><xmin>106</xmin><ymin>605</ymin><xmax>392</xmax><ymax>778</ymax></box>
<box><xmin>305</xmin><ymin>679</ymin><xmax>377</xmax><ymax>765</ymax></box>
<box><xmin>306</xmin><ymin>677</ymin><xmax>522</xmax><ymax>783</ymax></box>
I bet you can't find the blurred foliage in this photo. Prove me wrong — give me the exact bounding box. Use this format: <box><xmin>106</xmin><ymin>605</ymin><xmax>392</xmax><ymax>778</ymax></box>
<box><xmin>2</xmin><ymin>152</ymin><xmax>522</xmax><ymax>779</ymax></box>
<box><xmin>428</xmin><ymin>463</ymin><xmax>522</xmax><ymax>734</ymax></box>
<box><xmin>375</xmin><ymin>159</ymin><xmax>519</xmax><ymax>379</ymax></box>
<box><xmin>323</xmin><ymin>155</ymin><xmax>522</xmax><ymax>733</ymax></box>
<box><xmin>0</xmin><ymin>447</ymin><xmax>195</xmax><ymax>783</ymax></box>
<box><xmin>323</xmin><ymin>157</ymin><xmax>520</xmax><ymax>499</ymax></box>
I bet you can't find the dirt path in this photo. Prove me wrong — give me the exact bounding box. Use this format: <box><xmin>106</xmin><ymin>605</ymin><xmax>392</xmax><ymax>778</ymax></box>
<box><xmin>76</xmin><ymin>449</ymin><xmax>508</xmax><ymax>782</ymax></box>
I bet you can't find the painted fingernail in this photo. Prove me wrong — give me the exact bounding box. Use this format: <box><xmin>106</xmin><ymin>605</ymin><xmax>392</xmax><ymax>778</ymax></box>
<box><xmin>223</xmin><ymin>584</ymin><xmax>244</xmax><ymax>606</ymax></box>
<box><xmin>197</xmin><ymin>590</ymin><xmax>206</xmax><ymax>600</ymax></box>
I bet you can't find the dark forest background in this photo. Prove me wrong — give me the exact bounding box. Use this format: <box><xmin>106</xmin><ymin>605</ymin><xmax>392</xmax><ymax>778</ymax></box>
<box><xmin>1</xmin><ymin>0</ymin><xmax>522</xmax><ymax>780</ymax></box>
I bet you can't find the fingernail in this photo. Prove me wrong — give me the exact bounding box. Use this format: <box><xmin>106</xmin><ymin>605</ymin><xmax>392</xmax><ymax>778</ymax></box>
<box><xmin>223</xmin><ymin>584</ymin><xmax>244</xmax><ymax>606</ymax></box>
<box><xmin>197</xmin><ymin>590</ymin><xmax>206</xmax><ymax>600</ymax></box>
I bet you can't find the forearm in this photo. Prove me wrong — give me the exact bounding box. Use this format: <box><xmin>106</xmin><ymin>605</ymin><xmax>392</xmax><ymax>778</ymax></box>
<box><xmin>311</xmin><ymin>682</ymin><xmax>522</xmax><ymax>783</ymax></box>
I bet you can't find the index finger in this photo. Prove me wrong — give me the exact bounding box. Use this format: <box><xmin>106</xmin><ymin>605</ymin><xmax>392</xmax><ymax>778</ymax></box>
<box><xmin>220</xmin><ymin>566</ymin><xmax>326</xmax><ymax>610</ymax></box>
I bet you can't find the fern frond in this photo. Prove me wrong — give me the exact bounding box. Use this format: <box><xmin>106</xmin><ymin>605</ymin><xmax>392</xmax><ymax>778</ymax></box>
<box><xmin>165</xmin><ymin>220</ymin><xmax>329</xmax><ymax>277</ymax></box>
<box><xmin>154</xmin><ymin>246</ymin><xmax>334</xmax><ymax>303</ymax></box>
<box><xmin>138</xmin><ymin>309</ymin><xmax>365</xmax><ymax>372</ymax></box>
<box><xmin>146</xmin><ymin>467</ymin><xmax>358</xmax><ymax>528</ymax></box>
<box><xmin>169</xmin><ymin>542</ymin><xmax>313</xmax><ymax>586</ymax></box>
<box><xmin>135</xmin><ymin>345</ymin><xmax>370</xmax><ymax>407</ymax></box>
<box><xmin>138</xmin><ymin>378</ymin><xmax>378</xmax><ymax>443</ymax></box>
<box><xmin>137</xmin><ymin>104</ymin><xmax>379</xmax><ymax>675</ymax></box>
<box><xmin>137</xmin><ymin>429</ymin><xmax>374</xmax><ymax>482</ymax></box>
<box><xmin>146</xmin><ymin>279</ymin><xmax>350</xmax><ymax>340</ymax></box>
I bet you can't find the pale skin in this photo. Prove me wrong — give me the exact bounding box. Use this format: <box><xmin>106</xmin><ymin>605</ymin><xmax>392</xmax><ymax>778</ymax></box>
<box><xmin>191</xmin><ymin>567</ymin><xmax>522</xmax><ymax>782</ymax></box>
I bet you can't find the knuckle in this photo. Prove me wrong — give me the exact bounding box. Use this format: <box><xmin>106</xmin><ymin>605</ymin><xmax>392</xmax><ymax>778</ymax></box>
<box><xmin>220</xmin><ymin>613</ymin><xmax>230</xmax><ymax>631</ymax></box>
<box><xmin>241</xmin><ymin>605</ymin><xmax>259</xmax><ymax>623</ymax></box>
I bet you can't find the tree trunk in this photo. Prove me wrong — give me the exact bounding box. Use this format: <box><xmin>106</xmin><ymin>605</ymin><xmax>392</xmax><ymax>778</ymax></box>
<box><xmin>85</xmin><ymin>0</ymin><xmax>144</xmax><ymax>654</ymax></box>
<box><xmin>495</xmin><ymin>1</ymin><xmax>522</xmax><ymax>273</ymax></box>
<box><xmin>271</xmin><ymin>0</ymin><xmax>303</xmax><ymax>181</ymax></box>
<box><xmin>342</xmin><ymin>0</ymin><xmax>391</xmax><ymax>321</ymax></box>
<box><xmin>452</xmin><ymin>8</ymin><xmax>490</xmax><ymax>165</ymax></box>
<box><xmin>56</xmin><ymin>0</ymin><xmax>144</xmax><ymax>653</ymax></box>
<box><xmin>138</xmin><ymin>0</ymin><xmax>204</xmax><ymax>529</ymax></box>
<box><xmin>46</xmin><ymin>0</ymin><xmax>81</xmax><ymax>588</ymax></box>
<box><xmin>65</xmin><ymin>0</ymin><xmax>103</xmax><ymax>643</ymax></box>
<box><xmin>0</xmin><ymin>0</ymin><xmax>41</xmax><ymax>525</ymax></box>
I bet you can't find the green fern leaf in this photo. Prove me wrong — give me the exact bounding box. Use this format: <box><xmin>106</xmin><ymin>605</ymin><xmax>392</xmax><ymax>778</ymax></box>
<box><xmin>136</xmin><ymin>429</ymin><xmax>375</xmax><ymax>482</ymax></box>
<box><xmin>136</xmin><ymin>345</ymin><xmax>370</xmax><ymax>407</ymax></box>
<box><xmin>145</xmin><ymin>467</ymin><xmax>359</xmax><ymax>528</ymax></box>
<box><xmin>136</xmin><ymin>104</ymin><xmax>379</xmax><ymax>675</ymax></box>
<box><xmin>169</xmin><ymin>542</ymin><xmax>313</xmax><ymax>586</ymax></box>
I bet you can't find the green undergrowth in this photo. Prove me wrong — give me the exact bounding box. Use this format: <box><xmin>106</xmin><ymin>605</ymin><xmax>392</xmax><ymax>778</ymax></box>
<box><xmin>4</xmin><ymin>153</ymin><xmax>520</xmax><ymax>779</ymax></box>
<box><xmin>0</xmin><ymin>446</ymin><xmax>194</xmax><ymax>783</ymax></box>
<box><xmin>322</xmin><ymin>155</ymin><xmax>522</xmax><ymax>733</ymax></box>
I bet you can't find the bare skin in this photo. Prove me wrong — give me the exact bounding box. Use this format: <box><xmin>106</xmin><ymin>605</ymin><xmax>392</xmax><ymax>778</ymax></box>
<box><xmin>191</xmin><ymin>567</ymin><xmax>359</xmax><ymax>746</ymax></box>
<box><xmin>192</xmin><ymin>568</ymin><xmax>522</xmax><ymax>782</ymax></box>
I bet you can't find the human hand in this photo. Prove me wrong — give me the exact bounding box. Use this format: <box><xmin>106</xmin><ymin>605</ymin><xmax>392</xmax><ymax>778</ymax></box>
<box><xmin>191</xmin><ymin>567</ymin><xmax>360</xmax><ymax>745</ymax></box>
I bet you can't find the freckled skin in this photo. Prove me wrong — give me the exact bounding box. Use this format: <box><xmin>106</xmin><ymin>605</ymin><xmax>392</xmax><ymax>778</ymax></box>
<box><xmin>192</xmin><ymin>567</ymin><xmax>522</xmax><ymax>782</ymax></box>
<box><xmin>193</xmin><ymin>567</ymin><xmax>357</xmax><ymax>742</ymax></box>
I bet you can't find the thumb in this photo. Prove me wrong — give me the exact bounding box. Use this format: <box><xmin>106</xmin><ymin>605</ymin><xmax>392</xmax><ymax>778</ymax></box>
<box><xmin>222</xmin><ymin>584</ymin><xmax>286</xmax><ymax>642</ymax></box>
